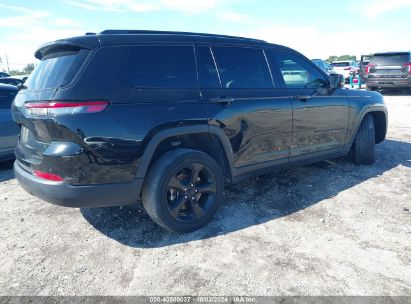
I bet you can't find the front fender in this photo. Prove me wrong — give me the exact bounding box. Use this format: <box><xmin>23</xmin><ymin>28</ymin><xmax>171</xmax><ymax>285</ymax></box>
<box><xmin>345</xmin><ymin>91</ymin><xmax>387</xmax><ymax>150</ymax></box>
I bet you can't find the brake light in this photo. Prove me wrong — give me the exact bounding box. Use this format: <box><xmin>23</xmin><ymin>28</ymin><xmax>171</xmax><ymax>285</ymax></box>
<box><xmin>344</xmin><ymin>67</ymin><xmax>351</xmax><ymax>70</ymax></box>
<box><xmin>403</xmin><ymin>63</ymin><xmax>411</xmax><ymax>74</ymax></box>
<box><xmin>24</xmin><ymin>101</ymin><xmax>109</xmax><ymax>117</ymax></box>
<box><xmin>33</xmin><ymin>170</ymin><xmax>64</xmax><ymax>182</ymax></box>
<box><xmin>365</xmin><ymin>64</ymin><xmax>375</xmax><ymax>74</ymax></box>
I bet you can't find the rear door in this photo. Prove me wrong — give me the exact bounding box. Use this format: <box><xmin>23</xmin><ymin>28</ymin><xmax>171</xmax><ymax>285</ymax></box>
<box><xmin>197</xmin><ymin>45</ymin><xmax>292</xmax><ymax>170</ymax></box>
<box><xmin>269</xmin><ymin>50</ymin><xmax>349</xmax><ymax>158</ymax></box>
<box><xmin>368</xmin><ymin>52</ymin><xmax>410</xmax><ymax>80</ymax></box>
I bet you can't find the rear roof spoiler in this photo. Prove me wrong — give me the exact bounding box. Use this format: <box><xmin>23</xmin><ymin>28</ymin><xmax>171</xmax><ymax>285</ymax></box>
<box><xmin>34</xmin><ymin>36</ymin><xmax>99</xmax><ymax>60</ymax></box>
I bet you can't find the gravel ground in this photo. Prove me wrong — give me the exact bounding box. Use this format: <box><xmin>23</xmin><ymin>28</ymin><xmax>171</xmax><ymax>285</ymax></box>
<box><xmin>0</xmin><ymin>91</ymin><xmax>410</xmax><ymax>296</ymax></box>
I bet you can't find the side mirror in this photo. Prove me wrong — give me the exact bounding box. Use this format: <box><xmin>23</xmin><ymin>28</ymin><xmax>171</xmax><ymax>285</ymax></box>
<box><xmin>329</xmin><ymin>73</ymin><xmax>344</xmax><ymax>89</ymax></box>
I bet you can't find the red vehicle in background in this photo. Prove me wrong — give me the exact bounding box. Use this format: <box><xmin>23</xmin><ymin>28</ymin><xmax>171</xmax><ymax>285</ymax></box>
<box><xmin>350</xmin><ymin>55</ymin><xmax>371</xmax><ymax>89</ymax></box>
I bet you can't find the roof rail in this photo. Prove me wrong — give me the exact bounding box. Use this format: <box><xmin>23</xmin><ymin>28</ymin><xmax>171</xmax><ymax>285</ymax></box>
<box><xmin>99</xmin><ymin>29</ymin><xmax>266</xmax><ymax>43</ymax></box>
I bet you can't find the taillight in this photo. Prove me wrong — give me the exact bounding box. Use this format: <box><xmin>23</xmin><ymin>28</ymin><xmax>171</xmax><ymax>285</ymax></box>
<box><xmin>403</xmin><ymin>63</ymin><xmax>411</xmax><ymax>74</ymax></box>
<box><xmin>365</xmin><ymin>64</ymin><xmax>375</xmax><ymax>74</ymax></box>
<box><xmin>33</xmin><ymin>170</ymin><xmax>64</xmax><ymax>182</ymax></box>
<box><xmin>24</xmin><ymin>100</ymin><xmax>109</xmax><ymax>117</ymax></box>
<box><xmin>344</xmin><ymin>67</ymin><xmax>351</xmax><ymax>70</ymax></box>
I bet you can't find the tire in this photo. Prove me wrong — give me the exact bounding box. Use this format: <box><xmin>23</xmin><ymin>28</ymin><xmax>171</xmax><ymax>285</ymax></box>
<box><xmin>366</xmin><ymin>86</ymin><xmax>376</xmax><ymax>91</ymax></box>
<box><xmin>142</xmin><ymin>148</ymin><xmax>224</xmax><ymax>233</ymax></box>
<box><xmin>352</xmin><ymin>114</ymin><xmax>375</xmax><ymax>165</ymax></box>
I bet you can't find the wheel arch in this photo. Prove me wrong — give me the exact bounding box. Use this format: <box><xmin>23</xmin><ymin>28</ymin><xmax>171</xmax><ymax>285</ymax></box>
<box><xmin>136</xmin><ymin>125</ymin><xmax>234</xmax><ymax>182</ymax></box>
<box><xmin>369</xmin><ymin>111</ymin><xmax>387</xmax><ymax>144</ymax></box>
<box><xmin>348</xmin><ymin>105</ymin><xmax>388</xmax><ymax>150</ymax></box>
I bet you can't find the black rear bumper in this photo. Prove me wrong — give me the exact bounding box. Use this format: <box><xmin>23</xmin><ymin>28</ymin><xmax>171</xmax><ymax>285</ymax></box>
<box><xmin>366</xmin><ymin>77</ymin><xmax>411</xmax><ymax>88</ymax></box>
<box><xmin>14</xmin><ymin>161</ymin><xmax>142</xmax><ymax>208</ymax></box>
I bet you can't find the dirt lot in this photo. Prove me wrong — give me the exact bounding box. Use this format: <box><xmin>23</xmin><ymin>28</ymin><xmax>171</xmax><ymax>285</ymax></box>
<box><xmin>0</xmin><ymin>91</ymin><xmax>410</xmax><ymax>296</ymax></box>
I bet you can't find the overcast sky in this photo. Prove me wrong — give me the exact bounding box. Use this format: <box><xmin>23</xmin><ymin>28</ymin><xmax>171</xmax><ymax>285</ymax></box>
<box><xmin>1</xmin><ymin>0</ymin><xmax>411</xmax><ymax>71</ymax></box>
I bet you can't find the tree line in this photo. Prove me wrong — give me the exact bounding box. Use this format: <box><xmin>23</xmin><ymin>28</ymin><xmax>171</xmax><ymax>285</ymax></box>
<box><xmin>0</xmin><ymin>56</ymin><xmax>36</xmax><ymax>75</ymax></box>
<box><xmin>325</xmin><ymin>55</ymin><xmax>357</xmax><ymax>63</ymax></box>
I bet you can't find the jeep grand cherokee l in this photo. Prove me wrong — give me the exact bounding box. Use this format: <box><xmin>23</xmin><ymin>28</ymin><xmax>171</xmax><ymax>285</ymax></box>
<box><xmin>12</xmin><ymin>30</ymin><xmax>388</xmax><ymax>232</ymax></box>
<box><xmin>365</xmin><ymin>52</ymin><xmax>411</xmax><ymax>92</ymax></box>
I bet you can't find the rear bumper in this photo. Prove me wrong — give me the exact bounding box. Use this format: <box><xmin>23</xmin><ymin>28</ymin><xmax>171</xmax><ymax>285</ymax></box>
<box><xmin>366</xmin><ymin>78</ymin><xmax>411</xmax><ymax>88</ymax></box>
<box><xmin>14</xmin><ymin>161</ymin><xmax>142</xmax><ymax>208</ymax></box>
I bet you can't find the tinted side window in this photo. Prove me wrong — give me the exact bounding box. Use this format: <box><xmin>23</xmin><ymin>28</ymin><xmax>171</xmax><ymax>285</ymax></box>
<box><xmin>0</xmin><ymin>89</ymin><xmax>16</xmax><ymax>109</ymax></box>
<box><xmin>271</xmin><ymin>51</ymin><xmax>327</xmax><ymax>89</ymax></box>
<box><xmin>196</xmin><ymin>46</ymin><xmax>221</xmax><ymax>88</ymax></box>
<box><xmin>212</xmin><ymin>47</ymin><xmax>273</xmax><ymax>89</ymax></box>
<box><xmin>127</xmin><ymin>46</ymin><xmax>197</xmax><ymax>88</ymax></box>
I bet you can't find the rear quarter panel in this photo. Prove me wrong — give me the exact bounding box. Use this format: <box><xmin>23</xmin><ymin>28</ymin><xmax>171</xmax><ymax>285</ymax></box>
<box><xmin>12</xmin><ymin>45</ymin><xmax>210</xmax><ymax>185</ymax></box>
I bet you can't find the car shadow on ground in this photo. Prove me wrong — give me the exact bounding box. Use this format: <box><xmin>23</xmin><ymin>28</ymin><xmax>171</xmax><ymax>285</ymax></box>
<box><xmin>0</xmin><ymin>160</ymin><xmax>15</xmax><ymax>182</ymax></box>
<box><xmin>81</xmin><ymin>139</ymin><xmax>410</xmax><ymax>248</ymax></box>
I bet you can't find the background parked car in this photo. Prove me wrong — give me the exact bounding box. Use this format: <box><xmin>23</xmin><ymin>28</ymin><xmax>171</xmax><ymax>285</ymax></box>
<box><xmin>349</xmin><ymin>55</ymin><xmax>372</xmax><ymax>88</ymax></box>
<box><xmin>311</xmin><ymin>59</ymin><xmax>338</xmax><ymax>75</ymax></box>
<box><xmin>365</xmin><ymin>52</ymin><xmax>411</xmax><ymax>92</ymax></box>
<box><xmin>359</xmin><ymin>55</ymin><xmax>371</xmax><ymax>77</ymax></box>
<box><xmin>0</xmin><ymin>76</ymin><xmax>25</xmax><ymax>86</ymax></box>
<box><xmin>0</xmin><ymin>72</ymin><xmax>10</xmax><ymax>78</ymax></box>
<box><xmin>0</xmin><ymin>83</ymin><xmax>19</xmax><ymax>161</ymax></box>
<box><xmin>12</xmin><ymin>74</ymin><xmax>30</xmax><ymax>82</ymax></box>
<box><xmin>330</xmin><ymin>60</ymin><xmax>359</xmax><ymax>82</ymax></box>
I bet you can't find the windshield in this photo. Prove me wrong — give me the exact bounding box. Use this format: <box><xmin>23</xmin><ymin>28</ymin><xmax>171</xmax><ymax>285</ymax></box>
<box><xmin>25</xmin><ymin>49</ymin><xmax>88</xmax><ymax>90</ymax></box>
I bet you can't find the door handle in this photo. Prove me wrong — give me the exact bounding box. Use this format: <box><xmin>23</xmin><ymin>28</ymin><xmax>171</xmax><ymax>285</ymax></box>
<box><xmin>209</xmin><ymin>96</ymin><xmax>235</xmax><ymax>105</ymax></box>
<box><xmin>295</xmin><ymin>95</ymin><xmax>311</xmax><ymax>101</ymax></box>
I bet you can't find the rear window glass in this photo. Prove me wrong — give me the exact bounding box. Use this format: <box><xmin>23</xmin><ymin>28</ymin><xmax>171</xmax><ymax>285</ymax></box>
<box><xmin>331</xmin><ymin>62</ymin><xmax>350</xmax><ymax>67</ymax></box>
<box><xmin>126</xmin><ymin>46</ymin><xmax>197</xmax><ymax>88</ymax></box>
<box><xmin>370</xmin><ymin>53</ymin><xmax>409</xmax><ymax>65</ymax></box>
<box><xmin>25</xmin><ymin>49</ymin><xmax>88</xmax><ymax>90</ymax></box>
<box><xmin>212</xmin><ymin>47</ymin><xmax>273</xmax><ymax>89</ymax></box>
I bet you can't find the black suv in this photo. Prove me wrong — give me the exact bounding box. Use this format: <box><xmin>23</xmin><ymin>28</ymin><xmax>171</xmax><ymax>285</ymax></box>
<box><xmin>365</xmin><ymin>52</ymin><xmax>411</xmax><ymax>92</ymax></box>
<box><xmin>12</xmin><ymin>30</ymin><xmax>388</xmax><ymax>232</ymax></box>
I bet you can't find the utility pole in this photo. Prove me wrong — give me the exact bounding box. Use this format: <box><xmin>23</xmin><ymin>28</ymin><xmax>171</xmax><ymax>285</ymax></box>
<box><xmin>5</xmin><ymin>53</ymin><xmax>10</xmax><ymax>73</ymax></box>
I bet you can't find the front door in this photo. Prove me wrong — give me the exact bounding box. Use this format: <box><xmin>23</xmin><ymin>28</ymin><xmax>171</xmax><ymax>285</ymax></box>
<box><xmin>196</xmin><ymin>45</ymin><xmax>293</xmax><ymax>169</ymax></box>
<box><xmin>269</xmin><ymin>50</ymin><xmax>349</xmax><ymax>157</ymax></box>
